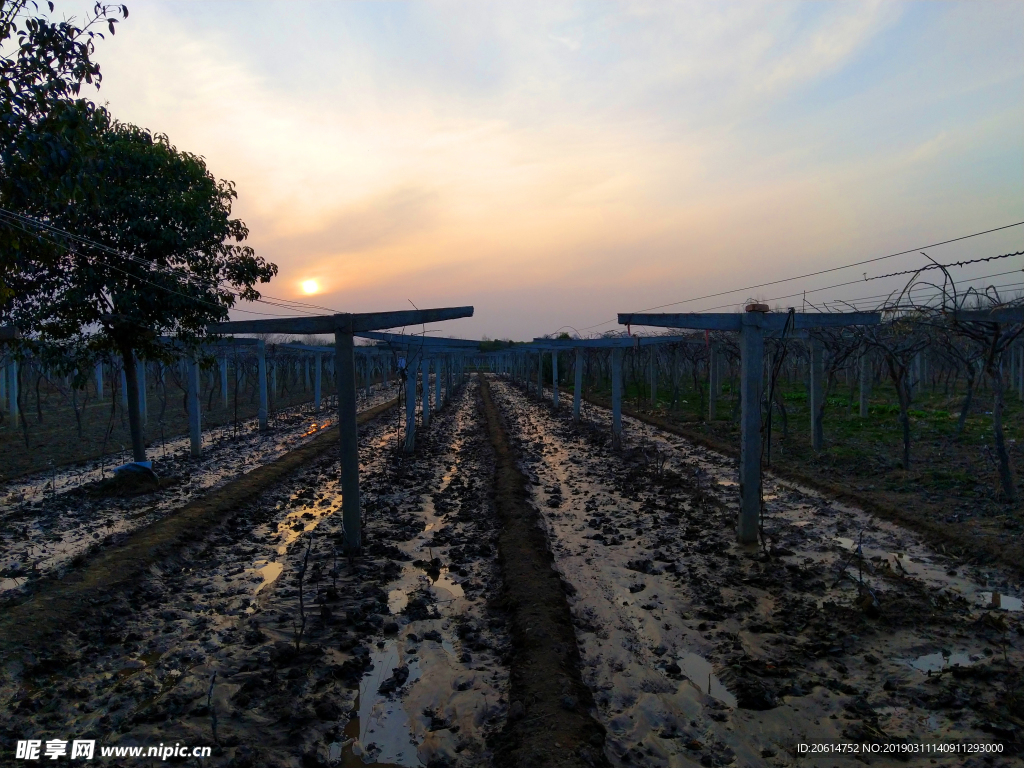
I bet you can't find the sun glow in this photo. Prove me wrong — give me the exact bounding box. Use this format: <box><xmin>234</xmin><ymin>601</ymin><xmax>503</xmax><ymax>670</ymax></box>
<box><xmin>301</xmin><ymin>279</ymin><xmax>320</xmax><ymax>295</ymax></box>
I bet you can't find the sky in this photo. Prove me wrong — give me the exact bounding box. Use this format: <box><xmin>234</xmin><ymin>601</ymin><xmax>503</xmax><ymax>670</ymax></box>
<box><xmin>74</xmin><ymin>0</ymin><xmax>1024</xmax><ymax>340</ymax></box>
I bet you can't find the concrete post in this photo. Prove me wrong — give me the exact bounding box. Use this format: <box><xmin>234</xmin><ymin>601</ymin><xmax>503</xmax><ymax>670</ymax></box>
<box><xmin>552</xmin><ymin>350</ymin><xmax>559</xmax><ymax>408</ymax></box>
<box><xmin>1016</xmin><ymin>344</ymin><xmax>1022</xmax><ymax>400</ymax></box>
<box><xmin>120</xmin><ymin>367</ymin><xmax>128</xmax><ymax>410</ymax></box>
<box><xmin>708</xmin><ymin>345</ymin><xmax>719</xmax><ymax>420</ymax></box>
<box><xmin>859</xmin><ymin>350</ymin><xmax>870</xmax><ymax>418</ymax></box>
<box><xmin>187</xmin><ymin>357</ymin><xmax>202</xmax><ymax>457</ymax></box>
<box><xmin>434</xmin><ymin>356</ymin><xmax>442</xmax><ymax>412</ymax></box>
<box><xmin>314</xmin><ymin>353</ymin><xmax>323</xmax><ymax>412</ymax></box>
<box><xmin>404</xmin><ymin>360</ymin><xmax>417</xmax><ymax>452</ymax></box>
<box><xmin>365</xmin><ymin>357</ymin><xmax>372</xmax><ymax>400</ymax></box>
<box><xmin>220</xmin><ymin>357</ymin><xmax>229</xmax><ymax>408</ymax></box>
<box><xmin>810</xmin><ymin>339</ymin><xmax>824</xmax><ymax>451</ymax></box>
<box><xmin>7</xmin><ymin>358</ymin><xmax>18</xmax><ymax>426</ymax></box>
<box><xmin>335</xmin><ymin>331</ymin><xmax>361</xmax><ymax>554</ymax></box>
<box><xmin>271</xmin><ymin>360</ymin><xmax>278</xmax><ymax>400</ymax></box>
<box><xmin>611</xmin><ymin>348</ymin><xmax>623</xmax><ymax>449</ymax></box>
<box><xmin>737</xmin><ymin>313</ymin><xmax>765</xmax><ymax>544</ymax></box>
<box><xmin>257</xmin><ymin>341</ymin><xmax>268</xmax><ymax>430</ymax></box>
<box><xmin>95</xmin><ymin>361</ymin><xmax>104</xmax><ymax>397</ymax></box>
<box><xmin>671</xmin><ymin>347</ymin><xmax>680</xmax><ymax>410</ymax></box>
<box><xmin>573</xmin><ymin>347</ymin><xmax>583</xmax><ymax>423</ymax></box>
<box><xmin>421</xmin><ymin>356</ymin><xmax>431</xmax><ymax>428</ymax></box>
<box><xmin>649</xmin><ymin>350</ymin><xmax>657</xmax><ymax>407</ymax></box>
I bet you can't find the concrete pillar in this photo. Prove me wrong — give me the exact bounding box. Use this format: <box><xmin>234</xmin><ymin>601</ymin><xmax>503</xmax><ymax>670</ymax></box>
<box><xmin>257</xmin><ymin>341</ymin><xmax>269</xmax><ymax>430</ymax></box>
<box><xmin>271</xmin><ymin>360</ymin><xmax>278</xmax><ymax>399</ymax></box>
<box><xmin>7</xmin><ymin>358</ymin><xmax>18</xmax><ymax>426</ymax></box>
<box><xmin>1017</xmin><ymin>344</ymin><xmax>1023</xmax><ymax>400</ymax></box>
<box><xmin>611</xmin><ymin>348</ymin><xmax>623</xmax><ymax>449</ymax></box>
<box><xmin>313</xmin><ymin>353</ymin><xmax>323</xmax><ymax>412</ymax></box>
<box><xmin>649</xmin><ymin>350</ymin><xmax>657</xmax><ymax>407</ymax></box>
<box><xmin>810</xmin><ymin>339</ymin><xmax>824</xmax><ymax>451</ymax></box>
<box><xmin>671</xmin><ymin>347</ymin><xmax>680</xmax><ymax>410</ymax></box>
<box><xmin>404</xmin><ymin>360</ymin><xmax>416</xmax><ymax>453</ymax></box>
<box><xmin>859</xmin><ymin>351</ymin><xmax>870</xmax><ymax>418</ymax></box>
<box><xmin>552</xmin><ymin>350</ymin><xmax>559</xmax><ymax>408</ymax></box>
<box><xmin>335</xmin><ymin>331</ymin><xmax>361</xmax><ymax>554</ymax></box>
<box><xmin>435</xmin><ymin>356</ymin><xmax>442</xmax><ymax>411</ymax></box>
<box><xmin>220</xmin><ymin>357</ymin><xmax>229</xmax><ymax>408</ymax></box>
<box><xmin>120</xmin><ymin>367</ymin><xmax>128</xmax><ymax>410</ymax></box>
<box><xmin>364</xmin><ymin>357</ymin><xmax>372</xmax><ymax>400</ymax></box>
<box><xmin>708</xmin><ymin>345</ymin><xmax>719</xmax><ymax>420</ymax></box>
<box><xmin>737</xmin><ymin>313</ymin><xmax>765</xmax><ymax>544</ymax></box>
<box><xmin>573</xmin><ymin>347</ymin><xmax>583</xmax><ymax>423</ymax></box>
<box><xmin>421</xmin><ymin>356</ymin><xmax>431</xmax><ymax>428</ymax></box>
<box><xmin>187</xmin><ymin>357</ymin><xmax>202</xmax><ymax>457</ymax></box>
<box><xmin>95</xmin><ymin>361</ymin><xmax>103</xmax><ymax>397</ymax></box>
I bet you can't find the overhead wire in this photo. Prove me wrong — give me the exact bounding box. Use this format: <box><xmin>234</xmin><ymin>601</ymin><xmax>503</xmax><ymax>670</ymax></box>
<box><xmin>0</xmin><ymin>207</ymin><xmax>342</xmax><ymax>316</ymax></box>
<box><xmin>0</xmin><ymin>211</ymin><xmax>312</xmax><ymax>319</ymax></box>
<box><xmin>576</xmin><ymin>220</ymin><xmax>1024</xmax><ymax>331</ymax></box>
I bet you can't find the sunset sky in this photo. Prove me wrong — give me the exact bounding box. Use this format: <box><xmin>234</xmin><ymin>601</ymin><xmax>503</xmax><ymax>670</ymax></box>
<box><xmin>88</xmin><ymin>1</ymin><xmax>1023</xmax><ymax>340</ymax></box>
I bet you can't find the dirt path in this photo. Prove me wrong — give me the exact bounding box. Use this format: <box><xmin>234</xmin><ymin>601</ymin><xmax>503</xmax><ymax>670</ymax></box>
<box><xmin>0</xmin><ymin>398</ymin><xmax>398</xmax><ymax>655</ymax></box>
<box><xmin>491</xmin><ymin>378</ymin><xmax>1022</xmax><ymax>767</ymax></box>
<box><xmin>479</xmin><ymin>376</ymin><xmax>610</xmax><ymax>768</ymax></box>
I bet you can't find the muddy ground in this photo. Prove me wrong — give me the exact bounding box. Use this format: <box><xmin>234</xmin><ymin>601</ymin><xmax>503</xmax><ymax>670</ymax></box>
<box><xmin>580</xmin><ymin>383</ymin><xmax>1024</xmax><ymax>579</ymax></box>
<box><xmin>0</xmin><ymin>365</ymin><xmax>343</xmax><ymax>483</ymax></box>
<box><xmin>495</xmin><ymin>379</ymin><xmax>1022</xmax><ymax>766</ymax></box>
<box><xmin>0</xmin><ymin>384</ymin><xmax>395</xmax><ymax>602</ymax></box>
<box><xmin>1</xmin><ymin>375</ymin><xmax>1022</xmax><ymax>767</ymax></box>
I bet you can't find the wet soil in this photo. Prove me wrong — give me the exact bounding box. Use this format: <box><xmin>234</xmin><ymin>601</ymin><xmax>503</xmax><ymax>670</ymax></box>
<box><xmin>583</xmin><ymin>393</ymin><xmax>1024</xmax><ymax>579</ymax></box>
<box><xmin>0</xmin><ymin>386</ymin><xmax>395</xmax><ymax>599</ymax></box>
<box><xmin>0</xmin><ymin>398</ymin><xmax>399</xmax><ymax>653</ymax></box>
<box><xmin>0</xmin><ymin>381</ymin><xmax>511</xmax><ymax>768</ymax></box>
<box><xmin>494</xmin><ymin>379</ymin><xmax>1023</xmax><ymax>767</ymax></box>
<box><xmin>0</xmin><ymin>371</ymin><xmax>335</xmax><ymax>483</ymax></box>
<box><xmin>4</xmin><ymin>372</ymin><xmax>1023</xmax><ymax>768</ymax></box>
<box><xmin>479</xmin><ymin>377</ymin><xmax>609</xmax><ymax>768</ymax></box>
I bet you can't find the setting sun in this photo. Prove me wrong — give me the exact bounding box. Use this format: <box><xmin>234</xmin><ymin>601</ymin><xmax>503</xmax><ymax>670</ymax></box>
<box><xmin>301</xmin><ymin>279</ymin><xmax>320</xmax><ymax>295</ymax></box>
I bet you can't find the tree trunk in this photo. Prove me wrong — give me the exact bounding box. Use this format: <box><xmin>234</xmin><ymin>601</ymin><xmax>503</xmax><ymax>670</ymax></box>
<box><xmin>990</xmin><ymin>363</ymin><xmax>1016</xmax><ymax>502</ymax></box>
<box><xmin>773</xmin><ymin>387</ymin><xmax>789</xmax><ymax>439</ymax></box>
<box><xmin>118</xmin><ymin>346</ymin><xmax>147</xmax><ymax>462</ymax></box>
<box><xmin>956</xmin><ymin>366</ymin><xmax>974</xmax><ymax>438</ymax></box>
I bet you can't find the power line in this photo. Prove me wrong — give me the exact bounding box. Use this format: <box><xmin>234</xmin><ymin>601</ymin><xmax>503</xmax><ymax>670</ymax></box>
<box><xmin>0</xmin><ymin>207</ymin><xmax>343</xmax><ymax>316</ymax></box>
<box><xmin>0</xmin><ymin>212</ymin><xmax>316</xmax><ymax>320</ymax></box>
<box><xmin>578</xmin><ymin>220</ymin><xmax>1024</xmax><ymax>330</ymax></box>
<box><xmin>695</xmin><ymin>255</ymin><xmax>1024</xmax><ymax>314</ymax></box>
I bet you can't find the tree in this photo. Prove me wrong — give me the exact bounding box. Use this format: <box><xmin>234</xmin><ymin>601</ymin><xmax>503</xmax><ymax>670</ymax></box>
<box><xmin>5</xmin><ymin>116</ymin><xmax>277</xmax><ymax>462</ymax></box>
<box><xmin>860</xmin><ymin>318</ymin><xmax>930</xmax><ymax>470</ymax></box>
<box><xmin>0</xmin><ymin>1</ymin><xmax>129</xmax><ymax>297</ymax></box>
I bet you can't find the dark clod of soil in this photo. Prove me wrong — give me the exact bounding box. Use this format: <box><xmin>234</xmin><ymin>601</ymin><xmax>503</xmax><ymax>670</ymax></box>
<box><xmin>479</xmin><ymin>376</ymin><xmax>610</xmax><ymax>768</ymax></box>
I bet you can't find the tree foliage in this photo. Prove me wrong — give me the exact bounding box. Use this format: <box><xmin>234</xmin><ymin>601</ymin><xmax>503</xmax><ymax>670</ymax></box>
<box><xmin>0</xmin><ymin>1</ymin><xmax>128</xmax><ymax>296</ymax></box>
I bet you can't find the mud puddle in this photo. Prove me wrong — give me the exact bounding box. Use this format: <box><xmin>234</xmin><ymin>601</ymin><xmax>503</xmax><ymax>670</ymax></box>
<box><xmin>0</xmin><ymin>381</ymin><xmax>510</xmax><ymax>768</ymax></box>
<box><xmin>491</xmin><ymin>377</ymin><xmax>1023</xmax><ymax>767</ymax></box>
<box><xmin>0</xmin><ymin>386</ymin><xmax>397</xmax><ymax>597</ymax></box>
